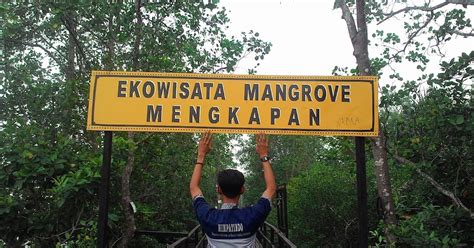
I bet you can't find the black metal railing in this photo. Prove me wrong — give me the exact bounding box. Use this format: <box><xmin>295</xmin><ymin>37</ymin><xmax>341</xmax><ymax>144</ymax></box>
<box><xmin>167</xmin><ymin>225</ymin><xmax>206</xmax><ymax>248</ymax></box>
<box><xmin>165</xmin><ymin>185</ymin><xmax>293</xmax><ymax>247</ymax></box>
<box><xmin>135</xmin><ymin>229</ymin><xmax>187</xmax><ymax>244</ymax></box>
<box><xmin>167</xmin><ymin>222</ymin><xmax>296</xmax><ymax>248</ymax></box>
<box><xmin>257</xmin><ymin>221</ymin><xmax>297</xmax><ymax>248</ymax></box>
<box><xmin>276</xmin><ymin>184</ymin><xmax>289</xmax><ymax>237</ymax></box>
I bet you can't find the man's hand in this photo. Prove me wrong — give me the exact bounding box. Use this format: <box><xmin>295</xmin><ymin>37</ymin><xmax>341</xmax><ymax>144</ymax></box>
<box><xmin>197</xmin><ymin>131</ymin><xmax>212</xmax><ymax>163</ymax></box>
<box><xmin>255</xmin><ymin>133</ymin><xmax>276</xmax><ymax>200</ymax></box>
<box><xmin>256</xmin><ymin>133</ymin><xmax>269</xmax><ymax>158</ymax></box>
<box><xmin>190</xmin><ymin>131</ymin><xmax>212</xmax><ymax>199</ymax></box>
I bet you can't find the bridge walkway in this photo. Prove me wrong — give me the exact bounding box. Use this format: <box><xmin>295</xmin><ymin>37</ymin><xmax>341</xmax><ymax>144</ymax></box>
<box><xmin>137</xmin><ymin>185</ymin><xmax>295</xmax><ymax>247</ymax></box>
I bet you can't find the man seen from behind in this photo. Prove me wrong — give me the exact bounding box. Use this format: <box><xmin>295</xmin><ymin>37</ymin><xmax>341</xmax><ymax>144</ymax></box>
<box><xmin>190</xmin><ymin>132</ymin><xmax>276</xmax><ymax>247</ymax></box>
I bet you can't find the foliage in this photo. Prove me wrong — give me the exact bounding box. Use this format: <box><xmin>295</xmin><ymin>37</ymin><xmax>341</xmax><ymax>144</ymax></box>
<box><xmin>369</xmin><ymin>1</ymin><xmax>473</xmax><ymax>77</ymax></box>
<box><xmin>236</xmin><ymin>135</ymin><xmax>330</xmax><ymax>206</ymax></box>
<box><xmin>287</xmin><ymin>162</ymin><xmax>378</xmax><ymax>247</ymax></box>
<box><xmin>334</xmin><ymin>1</ymin><xmax>474</xmax><ymax>246</ymax></box>
<box><xmin>0</xmin><ymin>0</ymin><xmax>270</xmax><ymax>246</ymax></box>
<box><xmin>376</xmin><ymin>51</ymin><xmax>474</xmax><ymax>246</ymax></box>
<box><xmin>392</xmin><ymin>205</ymin><xmax>474</xmax><ymax>247</ymax></box>
<box><xmin>1</xmin><ymin>0</ymin><xmax>472</xmax><ymax>246</ymax></box>
<box><xmin>236</xmin><ymin>133</ymin><xmax>381</xmax><ymax>246</ymax></box>
<box><xmin>0</xmin><ymin>119</ymin><xmax>100</xmax><ymax>246</ymax></box>
<box><xmin>381</xmin><ymin>51</ymin><xmax>473</xmax><ymax>209</ymax></box>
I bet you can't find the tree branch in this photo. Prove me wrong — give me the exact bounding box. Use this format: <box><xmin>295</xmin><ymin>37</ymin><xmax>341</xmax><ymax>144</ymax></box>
<box><xmin>446</xmin><ymin>0</ymin><xmax>474</xmax><ymax>6</ymax></box>
<box><xmin>119</xmin><ymin>1</ymin><xmax>142</xmax><ymax>247</ymax></box>
<box><xmin>393</xmin><ymin>154</ymin><xmax>474</xmax><ymax>219</ymax></box>
<box><xmin>132</xmin><ymin>0</ymin><xmax>142</xmax><ymax>71</ymax></box>
<box><xmin>378</xmin><ymin>1</ymin><xmax>449</xmax><ymax>24</ymax></box>
<box><xmin>388</xmin><ymin>12</ymin><xmax>434</xmax><ymax>63</ymax></box>
<box><xmin>356</xmin><ymin>0</ymin><xmax>367</xmax><ymax>33</ymax></box>
<box><xmin>339</xmin><ymin>1</ymin><xmax>397</xmax><ymax>244</ymax></box>
<box><xmin>19</xmin><ymin>42</ymin><xmax>64</xmax><ymax>70</ymax></box>
<box><xmin>379</xmin><ymin>0</ymin><xmax>474</xmax><ymax>24</ymax></box>
<box><xmin>339</xmin><ymin>1</ymin><xmax>358</xmax><ymax>45</ymax></box>
<box><xmin>450</xmin><ymin>29</ymin><xmax>474</xmax><ymax>37</ymax></box>
<box><xmin>119</xmin><ymin>132</ymin><xmax>137</xmax><ymax>248</ymax></box>
<box><xmin>60</xmin><ymin>15</ymin><xmax>91</xmax><ymax>72</ymax></box>
<box><xmin>134</xmin><ymin>133</ymin><xmax>153</xmax><ymax>145</ymax></box>
<box><xmin>213</xmin><ymin>65</ymin><xmax>231</xmax><ymax>74</ymax></box>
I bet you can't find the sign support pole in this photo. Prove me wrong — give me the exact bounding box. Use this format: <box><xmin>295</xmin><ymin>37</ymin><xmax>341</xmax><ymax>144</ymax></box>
<box><xmin>355</xmin><ymin>137</ymin><xmax>368</xmax><ymax>248</ymax></box>
<box><xmin>98</xmin><ymin>131</ymin><xmax>113</xmax><ymax>248</ymax></box>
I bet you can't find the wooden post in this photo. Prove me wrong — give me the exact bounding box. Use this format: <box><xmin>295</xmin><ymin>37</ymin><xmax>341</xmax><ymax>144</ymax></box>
<box><xmin>98</xmin><ymin>131</ymin><xmax>113</xmax><ymax>248</ymax></box>
<box><xmin>355</xmin><ymin>137</ymin><xmax>368</xmax><ymax>247</ymax></box>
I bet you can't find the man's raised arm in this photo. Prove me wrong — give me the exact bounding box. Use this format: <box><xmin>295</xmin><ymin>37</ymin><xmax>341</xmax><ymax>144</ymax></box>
<box><xmin>256</xmin><ymin>133</ymin><xmax>276</xmax><ymax>200</ymax></box>
<box><xmin>190</xmin><ymin>132</ymin><xmax>212</xmax><ymax>199</ymax></box>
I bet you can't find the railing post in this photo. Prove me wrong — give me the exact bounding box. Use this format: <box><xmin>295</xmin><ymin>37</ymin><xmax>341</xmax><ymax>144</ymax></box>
<box><xmin>278</xmin><ymin>233</ymin><xmax>283</xmax><ymax>247</ymax></box>
<box><xmin>282</xmin><ymin>184</ymin><xmax>288</xmax><ymax>237</ymax></box>
<box><xmin>194</xmin><ymin>228</ymin><xmax>198</xmax><ymax>247</ymax></box>
<box><xmin>271</xmin><ymin>229</ymin><xmax>275</xmax><ymax>246</ymax></box>
<box><xmin>276</xmin><ymin>185</ymin><xmax>289</xmax><ymax>238</ymax></box>
<box><xmin>263</xmin><ymin>224</ymin><xmax>267</xmax><ymax>248</ymax></box>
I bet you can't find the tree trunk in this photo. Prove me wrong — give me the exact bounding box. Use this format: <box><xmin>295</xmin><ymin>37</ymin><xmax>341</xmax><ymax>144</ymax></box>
<box><xmin>64</xmin><ymin>12</ymin><xmax>76</xmax><ymax>139</ymax></box>
<box><xmin>339</xmin><ymin>0</ymin><xmax>397</xmax><ymax>244</ymax></box>
<box><xmin>372</xmin><ymin>131</ymin><xmax>397</xmax><ymax>242</ymax></box>
<box><xmin>66</xmin><ymin>13</ymin><xmax>75</xmax><ymax>81</ymax></box>
<box><xmin>119</xmin><ymin>0</ymin><xmax>141</xmax><ymax>247</ymax></box>
<box><xmin>105</xmin><ymin>4</ymin><xmax>116</xmax><ymax>71</ymax></box>
<box><xmin>119</xmin><ymin>133</ymin><xmax>137</xmax><ymax>248</ymax></box>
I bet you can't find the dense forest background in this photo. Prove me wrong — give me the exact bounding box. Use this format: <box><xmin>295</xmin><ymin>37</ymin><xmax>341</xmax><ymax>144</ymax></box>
<box><xmin>1</xmin><ymin>0</ymin><xmax>473</xmax><ymax>247</ymax></box>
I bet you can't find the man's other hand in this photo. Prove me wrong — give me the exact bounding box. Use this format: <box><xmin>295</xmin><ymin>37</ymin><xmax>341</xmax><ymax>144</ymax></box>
<box><xmin>197</xmin><ymin>131</ymin><xmax>212</xmax><ymax>163</ymax></box>
<box><xmin>256</xmin><ymin>133</ymin><xmax>269</xmax><ymax>158</ymax></box>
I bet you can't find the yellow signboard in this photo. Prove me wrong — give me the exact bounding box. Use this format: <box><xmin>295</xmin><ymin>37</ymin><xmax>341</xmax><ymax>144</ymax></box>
<box><xmin>87</xmin><ymin>71</ymin><xmax>379</xmax><ymax>136</ymax></box>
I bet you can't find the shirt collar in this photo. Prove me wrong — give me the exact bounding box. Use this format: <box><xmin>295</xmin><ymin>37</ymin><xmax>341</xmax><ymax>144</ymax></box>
<box><xmin>221</xmin><ymin>203</ymin><xmax>238</xmax><ymax>209</ymax></box>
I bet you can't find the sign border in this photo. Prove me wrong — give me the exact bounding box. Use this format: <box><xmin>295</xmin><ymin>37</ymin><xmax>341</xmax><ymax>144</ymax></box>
<box><xmin>87</xmin><ymin>71</ymin><xmax>379</xmax><ymax>136</ymax></box>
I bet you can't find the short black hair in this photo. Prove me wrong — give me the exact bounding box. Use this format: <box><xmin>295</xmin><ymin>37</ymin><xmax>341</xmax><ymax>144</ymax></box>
<box><xmin>217</xmin><ymin>169</ymin><xmax>245</xmax><ymax>198</ymax></box>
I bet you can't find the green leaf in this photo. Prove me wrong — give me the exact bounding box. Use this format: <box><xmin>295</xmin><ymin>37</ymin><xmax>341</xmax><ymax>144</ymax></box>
<box><xmin>455</xmin><ymin>115</ymin><xmax>464</xmax><ymax>125</ymax></box>
<box><xmin>108</xmin><ymin>213</ymin><xmax>119</xmax><ymax>222</ymax></box>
